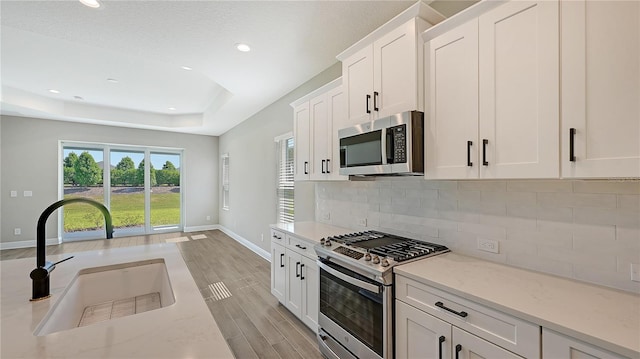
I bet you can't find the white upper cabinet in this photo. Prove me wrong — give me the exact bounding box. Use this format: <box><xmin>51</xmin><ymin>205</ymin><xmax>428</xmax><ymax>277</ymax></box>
<box><xmin>424</xmin><ymin>0</ymin><xmax>559</xmax><ymax>179</ymax></box>
<box><xmin>338</xmin><ymin>2</ymin><xmax>445</xmax><ymax>128</ymax></box>
<box><xmin>478</xmin><ymin>0</ymin><xmax>559</xmax><ymax>179</ymax></box>
<box><xmin>561</xmin><ymin>0</ymin><xmax>640</xmax><ymax>178</ymax></box>
<box><xmin>293</xmin><ymin>102</ymin><xmax>310</xmax><ymax>181</ymax></box>
<box><xmin>425</xmin><ymin>19</ymin><xmax>479</xmax><ymax>180</ymax></box>
<box><xmin>291</xmin><ymin>78</ymin><xmax>346</xmax><ymax>182</ymax></box>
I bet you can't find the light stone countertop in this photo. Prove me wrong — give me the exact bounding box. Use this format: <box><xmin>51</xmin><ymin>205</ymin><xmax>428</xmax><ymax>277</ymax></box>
<box><xmin>0</xmin><ymin>243</ymin><xmax>233</xmax><ymax>359</ymax></box>
<box><xmin>394</xmin><ymin>252</ymin><xmax>640</xmax><ymax>358</ymax></box>
<box><xmin>270</xmin><ymin>221</ymin><xmax>351</xmax><ymax>243</ymax></box>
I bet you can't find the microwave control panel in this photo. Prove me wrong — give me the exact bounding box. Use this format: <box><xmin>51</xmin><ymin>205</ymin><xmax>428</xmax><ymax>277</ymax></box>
<box><xmin>391</xmin><ymin>125</ymin><xmax>407</xmax><ymax>163</ymax></box>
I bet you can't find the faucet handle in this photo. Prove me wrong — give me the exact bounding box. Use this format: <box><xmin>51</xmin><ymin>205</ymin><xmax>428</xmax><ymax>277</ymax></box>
<box><xmin>52</xmin><ymin>256</ymin><xmax>74</xmax><ymax>266</ymax></box>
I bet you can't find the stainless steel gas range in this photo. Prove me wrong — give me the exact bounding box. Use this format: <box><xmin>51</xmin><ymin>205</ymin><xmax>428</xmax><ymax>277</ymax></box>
<box><xmin>314</xmin><ymin>230</ymin><xmax>449</xmax><ymax>359</ymax></box>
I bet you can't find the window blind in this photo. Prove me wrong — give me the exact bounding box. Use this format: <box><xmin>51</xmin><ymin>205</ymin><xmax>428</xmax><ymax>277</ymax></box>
<box><xmin>276</xmin><ymin>136</ymin><xmax>294</xmax><ymax>224</ymax></box>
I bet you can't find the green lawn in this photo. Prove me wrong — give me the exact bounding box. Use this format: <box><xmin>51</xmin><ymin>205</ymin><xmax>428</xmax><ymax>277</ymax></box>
<box><xmin>63</xmin><ymin>191</ymin><xmax>180</xmax><ymax>232</ymax></box>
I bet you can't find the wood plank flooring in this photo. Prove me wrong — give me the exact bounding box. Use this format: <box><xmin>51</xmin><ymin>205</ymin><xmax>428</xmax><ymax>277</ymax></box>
<box><xmin>0</xmin><ymin>230</ymin><xmax>323</xmax><ymax>359</ymax></box>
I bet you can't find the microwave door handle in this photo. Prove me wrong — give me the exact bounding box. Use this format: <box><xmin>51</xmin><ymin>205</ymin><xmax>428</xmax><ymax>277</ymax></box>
<box><xmin>380</xmin><ymin>128</ymin><xmax>387</xmax><ymax>165</ymax></box>
<box><xmin>317</xmin><ymin>261</ymin><xmax>381</xmax><ymax>293</ymax></box>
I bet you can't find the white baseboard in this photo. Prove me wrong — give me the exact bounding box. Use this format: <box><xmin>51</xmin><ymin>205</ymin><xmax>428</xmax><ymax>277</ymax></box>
<box><xmin>183</xmin><ymin>225</ymin><xmax>220</xmax><ymax>232</ymax></box>
<box><xmin>216</xmin><ymin>226</ymin><xmax>271</xmax><ymax>262</ymax></box>
<box><xmin>0</xmin><ymin>238</ymin><xmax>61</xmax><ymax>250</ymax></box>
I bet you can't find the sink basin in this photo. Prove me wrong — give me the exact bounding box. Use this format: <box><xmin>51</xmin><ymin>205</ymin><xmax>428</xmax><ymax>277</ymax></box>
<box><xmin>34</xmin><ymin>258</ymin><xmax>175</xmax><ymax>336</ymax></box>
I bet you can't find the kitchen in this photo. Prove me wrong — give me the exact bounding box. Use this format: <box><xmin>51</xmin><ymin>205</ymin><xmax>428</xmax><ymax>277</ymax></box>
<box><xmin>1</xmin><ymin>0</ymin><xmax>639</xmax><ymax>358</ymax></box>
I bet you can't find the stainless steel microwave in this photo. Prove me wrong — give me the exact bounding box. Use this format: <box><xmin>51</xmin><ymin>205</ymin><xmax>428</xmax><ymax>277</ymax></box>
<box><xmin>338</xmin><ymin>111</ymin><xmax>424</xmax><ymax>176</ymax></box>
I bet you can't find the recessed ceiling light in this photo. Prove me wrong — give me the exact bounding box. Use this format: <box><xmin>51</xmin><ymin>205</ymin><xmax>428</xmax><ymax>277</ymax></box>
<box><xmin>235</xmin><ymin>43</ymin><xmax>251</xmax><ymax>52</ymax></box>
<box><xmin>106</xmin><ymin>78</ymin><xmax>119</xmax><ymax>83</ymax></box>
<box><xmin>48</xmin><ymin>89</ymin><xmax>60</xmax><ymax>94</ymax></box>
<box><xmin>79</xmin><ymin>0</ymin><xmax>100</xmax><ymax>8</ymax></box>
<box><xmin>181</xmin><ymin>66</ymin><xmax>193</xmax><ymax>71</ymax></box>
<box><xmin>168</xmin><ymin>107</ymin><xmax>177</xmax><ymax>111</ymax></box>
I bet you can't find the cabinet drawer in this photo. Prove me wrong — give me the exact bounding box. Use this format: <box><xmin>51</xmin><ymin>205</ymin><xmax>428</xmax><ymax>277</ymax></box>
<box><xmin>270</xmin><ymin>229</ymin><xmax>286</xmax><ymax>245</ymax></box>
<box><xmin>287</xmin><ymin>235</ymin><xmax>316</xmax><ymax>259</ymax></box>
<box><xmin>396</xmin><ymin>275</ymin><xmax>540</xmax><ymax>358</ymax></box>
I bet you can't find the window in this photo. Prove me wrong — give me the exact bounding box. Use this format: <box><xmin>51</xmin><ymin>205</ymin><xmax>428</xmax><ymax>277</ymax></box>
<box><xmin>275</xmin><ymin>133</ymin><xmax>294</xmax><ymax>223</ymax></box>
<box><xmin>221</xmin><ymin>153</ymin><xmax>230</xmax><ymax>210</ymax></box>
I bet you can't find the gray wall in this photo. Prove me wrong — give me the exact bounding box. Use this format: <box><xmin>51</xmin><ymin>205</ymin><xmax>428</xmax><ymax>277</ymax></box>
<box><xmin>0</xmin><ymin>115</ymin><xmax>218</xmax><ymax>244</ymax></box>
<box><xmin>218</xmin><ymin>63</ymin><xmax>341</xmax><ymax>254</ymax></box>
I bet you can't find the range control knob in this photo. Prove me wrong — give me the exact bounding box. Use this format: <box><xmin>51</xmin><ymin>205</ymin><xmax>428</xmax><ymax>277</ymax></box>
<box><xmin>381</xmin><ymin>259</ymin><xmax>390</xmax><ymax>267</ymax></box>
<box><xmin>372</xmin><ymin>255</ymin><xmax>380</xmax><ymax>264</ymax></box>
<box><xmin>320</xmin><ymin>238</ymin><xmax>325</xmax><ymax>245</ymax></box>
<box><xmin>324</xmin><ymin>239</ymin><xmax>332</xmax><ymax>247</ymax></box>
<box><xmin>364</xmin><ymin>253</ymin><xmax>372</xmax><ymax>261</ymax></box>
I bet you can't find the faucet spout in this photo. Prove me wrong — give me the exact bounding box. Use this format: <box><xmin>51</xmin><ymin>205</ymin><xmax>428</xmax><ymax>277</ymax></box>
<box><xmin>30</xmin><ymin>198</ymin><xmax>113</xmax><ymax>301</ymax></box>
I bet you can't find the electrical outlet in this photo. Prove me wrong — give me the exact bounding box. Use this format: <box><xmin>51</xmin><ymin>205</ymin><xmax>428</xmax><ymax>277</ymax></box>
<box><xmin>322</xmin><ymin>212</ymin><xmax>330</xmax><ymax>221</ymax></box>
<box><xmin>10</xmin><ymin>191</ymin><xmax>17</xmax><ymax>198</ymax></box>
<box><xmin>206</xmin><ymin>215</ymin><xmax>211</xmax><ymax>221</ymax></box>
<box><xmin>631</xmin><ymin>263</ymin><xmax>640</xmax><ymax>282</ymax></box>
<box><xmin>357</xmin><ymin>218</ymin><xmax>367</xmax><ymax>227</ymax></box>
<box><xmin>478</xmin><ymin>238</ymin><xmax>499</xmax><ymax>254</ymax></box>
<box><xmin>14</xmin><ymin>228</ymin><xmax>21</xmax><ymax>236</ymax></box>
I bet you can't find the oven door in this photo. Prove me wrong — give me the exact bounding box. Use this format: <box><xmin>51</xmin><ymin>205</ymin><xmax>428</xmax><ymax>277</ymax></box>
<box><xmin>317</xmin><ymin>259</ymin><xmax>391</xmax><ymax>359</ymax></box>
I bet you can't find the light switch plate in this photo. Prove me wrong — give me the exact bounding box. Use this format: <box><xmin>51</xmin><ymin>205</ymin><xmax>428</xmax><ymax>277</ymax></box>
<box><xmin>24</xmin><ymin>190</ymin><xmax>33</xmax><ymax>197</ymax></box>
<box><xmin>10</xmin><ymin>191</ymin><xmax>17</xmax><ymax>197</ymax></box>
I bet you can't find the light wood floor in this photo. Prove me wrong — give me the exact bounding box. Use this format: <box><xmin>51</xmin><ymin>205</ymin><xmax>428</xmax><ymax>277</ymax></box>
<box><xmin>0</xmin><ymin>230</ymin><xmax>323</xmax><ymax>359</ymax></box>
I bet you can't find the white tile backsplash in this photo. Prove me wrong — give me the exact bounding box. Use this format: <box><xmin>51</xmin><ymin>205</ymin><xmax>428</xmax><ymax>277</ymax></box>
<box><xmin>315</xmin><ymin>178</ymin><xmax>640</xmax><ymax>293</ymax></box>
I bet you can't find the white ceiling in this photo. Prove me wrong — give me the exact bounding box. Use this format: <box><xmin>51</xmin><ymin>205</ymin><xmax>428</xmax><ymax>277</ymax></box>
<box><xmin>0</xmin><ymin>0</ymin><xmax>468</xmax><ymax>136</ymax></box>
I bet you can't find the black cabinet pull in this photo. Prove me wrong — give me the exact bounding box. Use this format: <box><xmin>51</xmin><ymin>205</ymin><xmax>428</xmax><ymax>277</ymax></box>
<box><xmin>455</xmin><ymin>344</ymin><xmax>462</xmax><ymax>359</ymax></box>
<box><xmin>296</xmin><ymin>262</ymin><xmax>301</xmax><ymax>278</ymax></box>
<box><xmin>366</xmin><ymin>94</ymin><xmax>371</xmax><ymax>114</ymax></box>
<box><xmin>304</xmin><ymin>161</ymin><xmax>309</xmax><ymax>174</ymax></box>
<box><xmin>482</xmin><ymin>139</ymin><xmax>489</xmax><ymax>166</ymax></box>
<box><xmin>467</xmin><ymin>141</ymin><xmax>473</xmax><ymax>167</ymax></box>
<box><xmin>300</xmin><ymin>263</ymin><xmax>305</xmax><ymax>280</ymax></box>
<box><xmin>295</xmin><ymin>244</ymin><xmax>307</xmax><ymax>250</ymax></box>
<box><xmin>569</xmin><ymin>128</ymin><xmax>576</xmax><ymax>162</ymax></box>
<box><xmin>280</xmin><ymin>253</ymin><xmax>284</xmax><ymax>268</ymax></box>
<box><xmin>326</xmin><ymin>159</ymin><xmax>331</xmax><ymax>173</ymax></box>
<box><xmin>438</xmin><ymin>336</ymin><xmax>445</xmax><ymax>359</ymax></box>
<box><xmin>373</xmin><ymin>91</ymin><xmax>379</xmax><ymax>111</ymax></box>
<box><xmin>321</xmin><ymin>159</ymin><xmax>326</xmax><ymax>174</ymax></box>
<box><xmin>272</xmin><ymin>234</ymin><xmax>281</xmax><ymax>240</ymax></box>
<box><xmin>435</xmin><ymin>301</ymin><xmax>468</xmax><ymax>318</ymax></box>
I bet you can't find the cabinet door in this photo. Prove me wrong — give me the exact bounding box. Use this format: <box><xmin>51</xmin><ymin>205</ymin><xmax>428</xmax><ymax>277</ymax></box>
<box><xmin>270</xmin><ymin>242</ymin><xmax>286</xmax><ymax>304</ymax></box>
<box><xmin>396</xmin><ymin>300</ymin><xmax>452</xmax><ymax>359</ymax></box>
<box><xmin>285</xmin><ymin>249</ymin><xmax>302</xmax><ymax>317</ymax></box>
<box><xmin>310</xmin><ymin>93</ymin><xmax>328</xmax><ymax>181</ymax></box>
<box><xmin>326</xmin><ymin>85</ymin><xmax>348</xmax><ymax>181</ymax></box>
<box><xmin>300</xmin><ymin>255</ymin><xmax>319</xmax><ymax>332</ymax></box>
<box><xmin>561</xmin><ymin>0</ymin><xmax>640</xmax><ymax>178</ymax></box>
<box><xmin>479</xmin><ymin>0</ymin><xmax>559</xmax><ymax>179</ymax></box>
<box><xmin>542</xmin><ymin>329</ymin><xmax>627</xmax><ymax>359</ymax></box>
<box><xmin>293</xmin><ymin>102</ymin><xmax>311</xmax><ymax>181</ymax></box>
<box><xmin>374</xmin><ymin>19</ymin><xmax>420</xmax><ymax>118</ymax></box>
<box><xmin>425</xmin><ymin>19</ymin><xmax>479</xmax><ymax>180</ymax></box>
<box><xmin>453</xmin><ymin>327</ymin><xmax>524</xmax><ymax>359</ymax></box>
<box><xmin>343</xmin><ymin>45</ymin><xmax>374</xmax><ymax>126</ymax></box>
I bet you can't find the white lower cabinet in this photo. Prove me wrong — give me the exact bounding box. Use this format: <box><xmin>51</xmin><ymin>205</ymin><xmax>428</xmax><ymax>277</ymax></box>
<box><xmin>542</xmin><ymin>329</ymin><xmax>627</xmax><ymax>359</ymax></box>
<box><xmin>395</xmin><ymin>274</ymin><xmax>539</xmax><ymax>359</ymax></box>
<box><xmin>270</xmin><ymin>230</ymin><xmax>319</xmax><ymax>333</ymax></box>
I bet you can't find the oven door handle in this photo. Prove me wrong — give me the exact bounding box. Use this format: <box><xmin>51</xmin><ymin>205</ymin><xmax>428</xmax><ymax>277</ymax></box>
<box><xmin>318</xmin><ymin>261</ymin><xmax>381</xmax><ymax>293</ymax></box>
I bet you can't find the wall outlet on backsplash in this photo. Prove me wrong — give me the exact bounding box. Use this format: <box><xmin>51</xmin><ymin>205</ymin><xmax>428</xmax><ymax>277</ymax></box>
<box><xmin>322</xmin><ymin>211</ymin><xmax>330</xmax><ymax>221</ymax></box>
<box><xmin>478</xmin><ymin>238</ymin><xmax>499</xmax><ymax>254</ymax></box>
<box><xmin>631</xmin><ymin>263</ymin><xmax>640</xmax><ymax>282</ymax></box>
<box><xmin>357</xmin><ymin>218</ymin><xmax>368</xmax><ymax>227</ymax></box>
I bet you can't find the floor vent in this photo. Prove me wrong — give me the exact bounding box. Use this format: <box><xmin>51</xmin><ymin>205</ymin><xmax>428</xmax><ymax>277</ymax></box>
<box><xmin>208</xmin><ymin>282</ymin><xmax>232</xmax><ymax>301</ymax></box>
